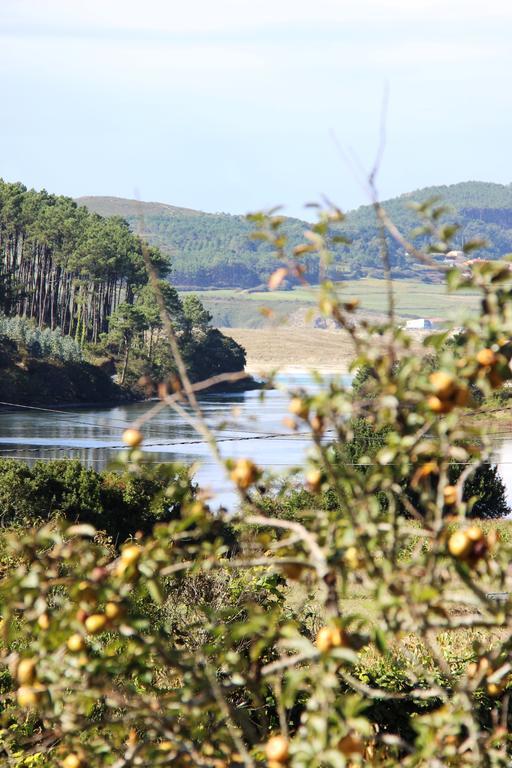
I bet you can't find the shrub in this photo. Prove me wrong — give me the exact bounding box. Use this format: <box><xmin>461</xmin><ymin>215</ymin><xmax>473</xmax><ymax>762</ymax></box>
<box><xmin>2</xmin><ymin>201</ymin><xmax>512</xmax><ymax>766</ymax></box>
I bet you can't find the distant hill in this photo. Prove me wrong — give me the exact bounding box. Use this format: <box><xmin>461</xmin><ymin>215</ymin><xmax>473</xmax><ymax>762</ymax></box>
<box><xmin>76</xmin><ymin>181</ymin><xmax>512</xmax><ymax>288</ymax></box>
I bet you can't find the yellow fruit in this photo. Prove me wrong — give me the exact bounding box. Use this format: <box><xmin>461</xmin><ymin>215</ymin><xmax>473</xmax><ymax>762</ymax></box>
<box><xmin>265</xmin><ymin>735</ymin><xmax>289</xmax><ymax>763</ymax></box>
<box><xmin>338</xmin><ymin>733</ymin><xmax>365</xmax><ymax>756</ymax></box>
<box><xmin>67</xmin><ymin>634</ymin><xmax>86</xmax><ymax>653</ymax></box>
<box><xmin>487</xmin><ymin>681</ymin><xmax>505</xmax><ymax>697</ymax></box>
<box><xmin>443</xmin><ymin>485</ymin><xmax>458</xmax><ymax>506</ymax></box>
<box><xmin>122</xmin><ymin>428</ymin><xmax>143</xmax><ymax>448</ymax></box>
<box><xmin>230</xmin><ymin>458</ymin><xmax>259</xmax><ymax>490</ymax></box>
<box><xmin>16</xmin><ymin>658</ymin><xmax>37</xmax><ymax>685</ymax></box>
<box><xmin>62</xmin><ymin>755</ymin><xmax>84</xmax><ymax>768</ymax></box>
<box><xmin>37</xmin><ymin>613</ymin><xmax>50</xmax><ymax>631</ymax></box>
<box><xmin>84</xmin><ymin>614</ymin><xmax>108</xmax><ymax>635</ymax></box>
<box><xmin>105</xmin><ymin>602</ymin><xmax>123</xmax><ymax>620</ymax></box>
<box><xmin>288</xmin><ymin>397</ymin><xmax>309</xmax><ymax>419</ymax></box>
<box><xmin>16</xmin><ymin>684</ymin><xmax>44</xmax><ymax>708</ymax></box>
<box><xmin>476</xmin><ymin>348</ymin><xmax>496</xmax><ymax>367</ymax></box>
<box><xmin>427</xmin><ymin>395</ymin><xmax>452</xmax><ymax>414</ymax></box>
<box><xmin>344</xmin><ymin>546</ymin><xmax>363</xmax><ymax>570</ymax></box>
<box><xmin>448</xmin><ymin>530</ymin><xmax>472</xmax><ymax>560</ymax></box>
<box><xmin>315</xmin><ymin>625</ymin><xmax>346</xmax><ymax>653</ymax></box>
<box><xmin>305</xmin><ymin>468</ymin><xmax>322</xmax><ymax>492</ymax></box>
<box><xmin>120</xmin><ymin>545</ymin><xmax>142</xmax><ymax>566</ymax></box>
<box><xmin>158</xmin><ymin>741</ymin><xmax>175</xmax><ymax>752</ymax></box>
<box><xmin>429</xmin><ymin>371</ymin><xmax>456</xmax><ymax>399</ymax></box>
<box><xmin>466</xmin><ymin>525</ymin><xmax>484</xmax><ymax>542</ymax></box>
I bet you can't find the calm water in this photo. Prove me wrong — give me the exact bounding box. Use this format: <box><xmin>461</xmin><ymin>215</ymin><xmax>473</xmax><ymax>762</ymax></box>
<box><xmin>1</xmin><ymin>372</ymin><xmax>511</xmax><ymax>513</ymax></box>
<box><xmin>0</xmin><ymin>374</ymin><xmax>348</xmax><ymax>509</ymax></box>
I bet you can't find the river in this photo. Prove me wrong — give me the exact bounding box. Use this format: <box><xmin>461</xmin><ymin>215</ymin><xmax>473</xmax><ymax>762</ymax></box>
<box><xmin>0</xmin><ymin>372</ymin><xmax>511</xmax><ymax>513</ymax></box>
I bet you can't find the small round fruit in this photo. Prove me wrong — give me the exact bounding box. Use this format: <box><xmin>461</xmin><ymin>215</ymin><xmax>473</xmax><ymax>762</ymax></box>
<box><xmin>122</xmin><ymin>428</ymin><xmax>143</xmax><ymax>448</ymax></box>
<box><xmin>305</xmin><ymin>468</ymin><xmax>322</xmax><ymax>492</ymax></box>
<box><xmin>338</xmin><ymin>733</ymin><xmax>365</xmax><ymax>756</ymax></box>
<box><xmin>476</xmin><ymin>348</ymin><xmax>496</xmax><ymax>367</ymax></box>
<box><xmin>315</xmin><ymin>625</ymin><xmax>346</xmax><ymax>653</ymax></box>
<box><xmin>265</xmin><ymin>735</ymin><xmax>289</xmax><ymax>763</ymax></box>
<box><xmin>120</xmin><ymin>545</ymin><xmax>141</xmax><ymax>566</ymax></box>
<box><xmin>16</xmin><ymin>658</ymin><xmax>37</xmax><ymax>685</ymax></box>
<box><xmin>427</xmin><ymin>395</ymin><xmax>452</xmax><ymax>414</ymax></box>
<box><xmin>84</xmin><ymin>614</ymin><xmax>108</xmax><ymax>635</ymax></box>
<box><xmin>230</xmin><ymin>458</ymin><xmax>259</xmax><ymax>490</ymax></box>
<box><xmin>487</xmin><ymin>681</ymin><xmax>505</xmax><ymax>697</ymax></box>
<box><xmin>466</xmin><ymin>525</ymin><xmax>484</xmax><ymax>542</ymax></box>
<box><xmin>288</xmin><ymin>397</ymin><xmax>309</xmax><ymax>419</ymax></box>
<box><xmin>429</xmin><ymin>371</ymin><xmax>456</xmax><ymax>399</ymax></box>
<box><xmin>37</xmin><ymin>613</ymin><xmax>50</xmax><ymax>631</ymax></box>
<box><xmin>16</xmin><ymin>684</ymin><xmax>44</xmax><ymax>708</ymax></box>
<box><xmin>105</xmin><ymin>602</ymin><xmax>123</xmax><ymax>620</ymax></box>
<box><xmin>67</xmin><ymin>634</ymin><xmax>86</xmax><ymax>653</ymax></box>
<box><xmin>344</xmin><ymin>546</ymin><xmax>363</xmax><ymax>570</ymax></box>
<box><xmin>448</xmin><ymin>530</ymin><xmax>472</xmax><ymax>560</ymax></box>
<box><xmin>62</xmin><ymin>754</ymin><xmax>85</xmax><ymax>768</ymax></box>
<box><xmin>443</xmin><ymin>485</ymin><xmax>458</xmax><ymax>506</ymax></box>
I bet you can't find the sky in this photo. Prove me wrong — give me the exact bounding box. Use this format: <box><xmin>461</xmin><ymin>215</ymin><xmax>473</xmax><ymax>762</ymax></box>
<box><xmin>0</xmin><ymin>0</ymin><xmax>511</xmax><ymax>218</ymax></box>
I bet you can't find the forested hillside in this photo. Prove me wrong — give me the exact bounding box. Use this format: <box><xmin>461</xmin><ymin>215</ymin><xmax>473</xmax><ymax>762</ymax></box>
<box><xmin>0</xmin><ymin>180</ymin><xmax>247</xmax><ymax>399</ymax></box>
<box><xmin>78</xmin><ymin>181</ymin><xmax>512</xmax><ymax>288</ymax></box>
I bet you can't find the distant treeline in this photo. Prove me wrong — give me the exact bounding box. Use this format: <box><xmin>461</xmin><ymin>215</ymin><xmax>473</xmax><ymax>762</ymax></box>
<box><xmin>0</xmin><ymin>180</ymin><xmax>168</xmax><ymax>343</ymax></box>
<box><xmin>79</xmin><ymin>181</ymin><xmax>512</xmax><ymax>289</ymax></box>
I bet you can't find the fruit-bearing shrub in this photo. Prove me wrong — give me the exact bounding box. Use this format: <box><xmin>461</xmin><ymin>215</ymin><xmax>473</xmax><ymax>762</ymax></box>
<box><xmin>2</xmin><ymin>203</ymin><xmax>512</xmax><ymax>766</ymax></box>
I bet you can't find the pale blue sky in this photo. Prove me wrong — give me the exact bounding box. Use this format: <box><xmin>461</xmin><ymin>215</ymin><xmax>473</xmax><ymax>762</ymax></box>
<box><xmin>0</xmin><ymin>0</ymin><xmax>511</xmax><ymax>218</ymax></box>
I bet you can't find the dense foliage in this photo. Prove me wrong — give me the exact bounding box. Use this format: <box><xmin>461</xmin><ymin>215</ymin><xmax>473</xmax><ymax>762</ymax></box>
<box><xmin>0</xmin><ymin>180</ymin><xmax>170</xmax><ymax>343</ymax></box>
<box><xmin>3</xmin><ymin>196</ymin><xmax>512</xmax><ymax>767</ymax></box>
<box><xmin>0</xmin><ymin>181</ymin><xmax>247</xmax><ymax>394</ymax></box>
<box><xmin>0</xmin><ymin>315</ymin><xmax>83</xmax><ymax>363</ymax></box>
<box><xmin>0</xmin><ymin>458</ymin><xmax>193</xmax><ymax>541</ymax></box>
<box><xmin>80</xmin><ymin>181</ymin><xmax>512</xmax><ymax>288</ymax></box>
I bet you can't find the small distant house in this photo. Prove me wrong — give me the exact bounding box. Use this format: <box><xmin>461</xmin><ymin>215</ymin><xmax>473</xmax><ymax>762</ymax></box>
<box><xmin>405</xmin><ymin>318</ymin><xmax>433</xmax><ymax>330</ymax></box>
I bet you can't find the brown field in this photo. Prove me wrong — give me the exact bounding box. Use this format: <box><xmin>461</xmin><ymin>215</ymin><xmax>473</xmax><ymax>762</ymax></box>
<box><xmin>221</xmin><ymin>327</ymin><xmax>355</xmax><ymax>374</ymax></box>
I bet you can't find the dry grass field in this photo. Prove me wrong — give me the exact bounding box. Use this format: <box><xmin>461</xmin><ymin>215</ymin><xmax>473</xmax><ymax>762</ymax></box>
<box><xmin>221</xmin><ymin>327</ymin><xmax>355</xmax><ymax>374</ymax></box>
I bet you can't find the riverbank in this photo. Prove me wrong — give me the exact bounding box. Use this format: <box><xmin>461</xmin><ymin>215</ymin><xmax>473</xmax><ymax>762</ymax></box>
<box><xmin>220</xmin><ymin>327</ymin><xmax>353</xmax><ymax>375</ymax></box>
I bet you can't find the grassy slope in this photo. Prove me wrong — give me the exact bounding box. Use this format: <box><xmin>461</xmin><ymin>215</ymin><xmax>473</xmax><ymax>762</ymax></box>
<box><xmin>182</xmin><ymin>279</ymin><xmax>480</xmax><ymax>329</ymax></box>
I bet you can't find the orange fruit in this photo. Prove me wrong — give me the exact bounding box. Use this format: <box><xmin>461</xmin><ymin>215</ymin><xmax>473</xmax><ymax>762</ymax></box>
<box><xmin>316</xmin><ymin>625</ymin><xmax>346</xmax><ymax>652</ymax></box>
<box><xmin>448</xmin><ymin>530</ymin><xmax>472</xmax><ymax>559</ymax></box>
<box><xmin>288</xmin><ymin>397</ymin><xmax>309</xmax><ymax>419</ymax></box>
<box><xmin>122</xmin><ymin>428</ymin><xmax>143</xmax><ymax>448</ymax></box>
<box><xmin>429</xmin><ymin>371</ymin><xmax>456</xmax><ymax>399</ymax></box>
<box><xmin>265</xmin><ymin>735</ymin><xmax>289</xmax><ymax>763</ymax></box>
<box><xmin>443</xmin><ymin>485</ymin><xmax>458</xmax><ymax>506</ymax></box>
<box><xmin>230</xmin><ymin>458</ymin><xmax>259</xmax><ymax>489</ymax></box>
<box><xmin>427</xmin><ymin>395</ymin><xmax>452</xmax><ymax>414</ymax></box>
<box><xmin>476</xmin><ymin>348</ymin><xmax>496</xmax><ymax>367</ymax></box>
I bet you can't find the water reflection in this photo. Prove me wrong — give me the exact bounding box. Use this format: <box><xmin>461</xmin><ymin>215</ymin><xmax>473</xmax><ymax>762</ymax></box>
<box><xmin>0</xmin><ymin>373</ymin><xmax>350</xmax><ymax>509</ymax></box>
<box><xmin>1</xmin><ymin>372</ymin><xmax>510</xmax><ymax>514</ymax></box>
